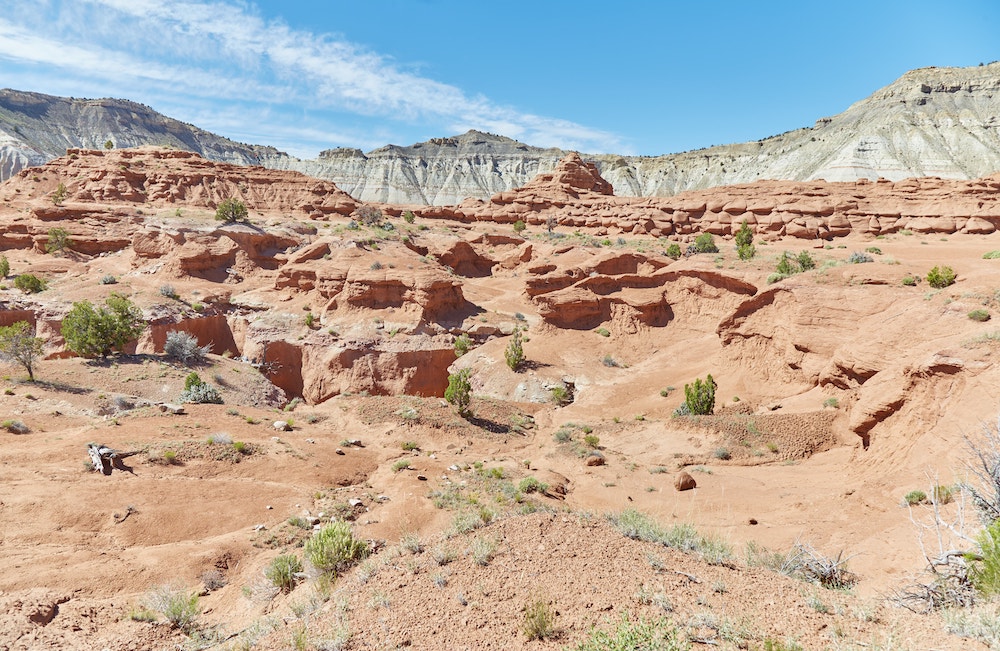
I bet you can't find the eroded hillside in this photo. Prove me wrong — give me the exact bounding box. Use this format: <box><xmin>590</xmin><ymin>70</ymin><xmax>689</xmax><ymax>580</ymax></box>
<box><xmin>2</xmin><ymin>148</ymin><xmax>1000</xmax><ymax>649</ymax></box>
<box><xmin>5</xmin><ymin>63</ymin><xmax>1000</xmax><ymax>204</ymax></box>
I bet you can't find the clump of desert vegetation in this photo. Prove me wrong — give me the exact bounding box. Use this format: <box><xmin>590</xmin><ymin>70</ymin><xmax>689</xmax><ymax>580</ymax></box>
<box><xmin>61</xmin><ymin>293</ymin><xmax>144</xmax><ymax>358</ymax></box>
<box><xmin>927</xmin><ymin>265</ymin><xmax>957</xmax><ymax>289</ymax></box>
<box><xmin>179</xmin><ymin>372</ymin><xmax>223</xmax><ymax>404</ymax></box>
<box><xmin>304</xmin><ymin>521</ymin><xmax>368</xmax><ymax>577</ymax></box>
<box><xmin>889</xmin><ymin>412</ymin><xmax>1000</xmax><ymax>643</ymax></box>
<box><xmin>0</xmin><ymin>321</ymin><xmax>45</xmax><ymax>381</ymax></box>
<box><xmin>214</xmin><ymin>197</ymin><xmax>249</xmax><ymax>223</ymax></box>
<box><xmin>673</xmin><ymin>374</ymin><xmax>716</xmax><ymax>416</ymax></box>
<box><xmin>734</xmin><ymin>219</ymin><xmax>755</xmax><ymax>260</ymax></box>
<box><xmin>163</xmin><ymin>330</ymin><xmax>211</xmax><ymax>366</ymax></box>
<box><xmin>767</xmin><ymin>251</ymin><xmax>815</xmax><ymax>283</ymax></box>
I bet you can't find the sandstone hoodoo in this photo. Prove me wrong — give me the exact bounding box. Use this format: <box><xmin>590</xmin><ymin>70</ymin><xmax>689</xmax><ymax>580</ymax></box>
<box><xmin>6</xmin><ymin>141</ymin><xmax>1000</xmax><ymax>650</ymax></box>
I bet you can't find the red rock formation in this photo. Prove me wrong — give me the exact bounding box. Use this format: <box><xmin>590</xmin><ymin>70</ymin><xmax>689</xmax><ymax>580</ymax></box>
<box><xmin>277</xmin><ymin>239</ymin><xmax>473</xmax><ymax>325</ymax></box>
<box><xmin>528</xmin><ymin>250</ymin><xmax>757</xmax><ymax>331</ymax></box>
<box><xmin>398</xmin><ymin>153</ymin><xmax>1000</xmax><ymax>240</ymax></box>
<box><xmin>0</xmin><ymin>146</ymin><xmax>359</xmax><ymax>217</ymax></box>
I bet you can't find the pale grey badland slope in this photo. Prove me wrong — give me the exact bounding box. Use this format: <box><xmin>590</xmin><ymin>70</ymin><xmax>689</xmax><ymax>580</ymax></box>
<box><xmin>274</xmin><ymin>62</ymin><xmax>1000</xmax><ymax>204</ymax></box>
<box><xmin>0</xmin><ymin>89</ymin><xmax>281</xmax><ymax>181</ymax></box>
<box><xmin>3</xmin><ymin>62</ymin><xmax>1000</xmax><ymax>203</ymax></box>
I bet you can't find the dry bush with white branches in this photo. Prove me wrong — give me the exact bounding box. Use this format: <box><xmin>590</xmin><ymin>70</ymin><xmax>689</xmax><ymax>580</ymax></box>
<box><xmin>890</xmin><ymin>414</ymin><xmax>1000</xmax><ymax>613</ymax></box>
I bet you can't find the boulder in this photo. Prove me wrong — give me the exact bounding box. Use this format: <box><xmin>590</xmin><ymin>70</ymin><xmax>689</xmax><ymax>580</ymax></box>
<box><xmin>674</xmin><ymin>471</ymin><xmax>697</xmax><ymax>491</ymax></box>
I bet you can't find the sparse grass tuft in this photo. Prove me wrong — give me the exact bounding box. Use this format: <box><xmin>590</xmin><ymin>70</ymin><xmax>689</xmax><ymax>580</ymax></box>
<box><xmin>518</xmin><ymin>477</ymin><xmax>548</xmax><ymax>494</ymax></box>
<box><xmin>265</xmin><ymin>554</ymin><xmax>303</xmax><ymax>593</ymax></box>
<box><xmin>942</xmin><ymin>605</ymin><xmax>1000</xmax><ymax>647</ymax></box>
<box><xmin>607</xmin><ymin>510</ymin><xmax>732</xmax><ymax>565</ymax></box>
<box><xmin>401</xmin><ymin>533</ymin><xmax>423</xmax><ymax>554</ymax></box>
<box><xmin>933</xmin><ymin>484</ymin><xmax>956</xmax><ymax>505</ymax></box>
<box><xmin>569</xmin><ymin>613</ymin><xmax>689</xmax><ymax>651</ymax></box>
<box><xmin>2</xmin><ymin>419</ymin><xmax>30</xmax><ymax>434</ymax></box>
<box><xmin>431</xmin><ymin>544</ymin><xmax>457</xmax><ymax>566</ymax></box>
<box><xmin>522</xmin><ymin>598</ymin><xmax>556</xmax><ymax>640</ymax></box>
<box><xmin>469</xmin><ymin>536</ymin><xmax>498</xmax><ymax>566</ymax></box>
<box><xmin>146</xmin><ymin>585</ymin><xmax>201</xmax><ymax>632</ymax></box>
<box><xmin>304</xmin><ymin>522</ymin><xmax>368</xmax><ymax>576</ymax></box>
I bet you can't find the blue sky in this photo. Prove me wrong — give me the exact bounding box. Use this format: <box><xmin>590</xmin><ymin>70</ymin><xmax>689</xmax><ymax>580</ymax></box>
<box><xmin>1</xmin><ymin>0</ymin><xmax>998</xmax><ymax>158</ymax></box>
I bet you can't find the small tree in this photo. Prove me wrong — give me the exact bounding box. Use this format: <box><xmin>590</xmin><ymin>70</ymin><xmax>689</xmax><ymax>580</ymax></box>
<box><xmin>693</xmin><ymin>233</ymin><xmax>718</xmax><ymax>254</ymax></box>
<box><xmin>402</xmin><ymin>210</ymin><xmax>416</xmax><ymax>224</ymax></box>
<box><xmin>214</xmin><ymin>198</ymin><xmax>249</xmax><ymax>223</ymax></box>
<box><xmin>454</xmin><ymin>333</ymin><xmax>472</xmax><ymax>357</ymax></box>
<box><xmin>61</xmin><ymin>293</ymin><xmax>144</xmax><ymax>358</ymax></box>
<box><xmin>14</xmin><ymin>274</ymin><xmax>46</xmax><ymax>294</ymax></box>
<box><xmin>52</xmin><ymin>183</ymin><xmax>67</xmax><ymax>206</ymax></box>
<box><xmin>505</xmin><ymin>329</ymin><xmax>525</xmax><ymax>371</ymax></box>
<box><xmin>683</xmin><ymin>374</ymin><xmax>717</xmax><ymax>415</ymax></box>
<box><xmin>734</xmin><ymin>220</ymin><xmax>755</xmax><ymax>260</ymax></box>
<box><xmin>0</xmin><ymin>255</ymin><xmax>8</xmax><ymax>278</ymax></box>
<box><xmin>104</xmin><ymin>139</ymin><xmax>114</xmax><ymax>150</ymax></box>
<box><xmin>46</xmin><ymin>227</ymin><xmax>71</xmax><ymax>255</ymax></box>
<box><xmin>513</xmin><ymin>220</ymin><xmax>526</xmax><ymax>234</ymax></box>
<box><xmin>445</xmin><ymin>368</ymin><xmax>472</xmax><ymax>416</ymax></box>
<box><xmin>775</xmin><ymin>252</ymin><xmax>796</xmax><ymax>276</ymax></box>
<box><xmin>0</xmin><ymin>321</ymin><xmax>44</xmax><ymax>381</ymax></box>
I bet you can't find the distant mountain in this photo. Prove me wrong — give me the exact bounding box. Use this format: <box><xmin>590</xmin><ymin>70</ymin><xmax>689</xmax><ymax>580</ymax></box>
<box><xmin>282</xmin><ymin>63</ymin><xmax>1000</xmax><ymax>205</ymax></box>
<box><xmin>0</xmin><ymin>89</ymin><xmax>282</xmax><ymax>181</ymax></box>
<box><xmin>266</xmin><ymin>131</ymin><xmax>566</xmax><ymax>205</ymax></box>
<box><xmin>4</xmin><ymin>62</ymin><xmax>1000</xmax><ymax>203</ymax></box>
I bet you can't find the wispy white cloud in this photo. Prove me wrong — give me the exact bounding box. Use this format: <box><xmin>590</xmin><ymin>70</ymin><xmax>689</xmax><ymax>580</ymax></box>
<box><xmin>0</xmin><ymin>0</ymin><xmax>627</xmax><ymax>155</ymax></box>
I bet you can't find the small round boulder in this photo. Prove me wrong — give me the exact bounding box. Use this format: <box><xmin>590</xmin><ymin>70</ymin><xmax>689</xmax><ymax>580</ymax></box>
<box><xmin>674</xmin><ymin>471</ymin><xmax>697</xmax><ymax>492</ymax></box>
